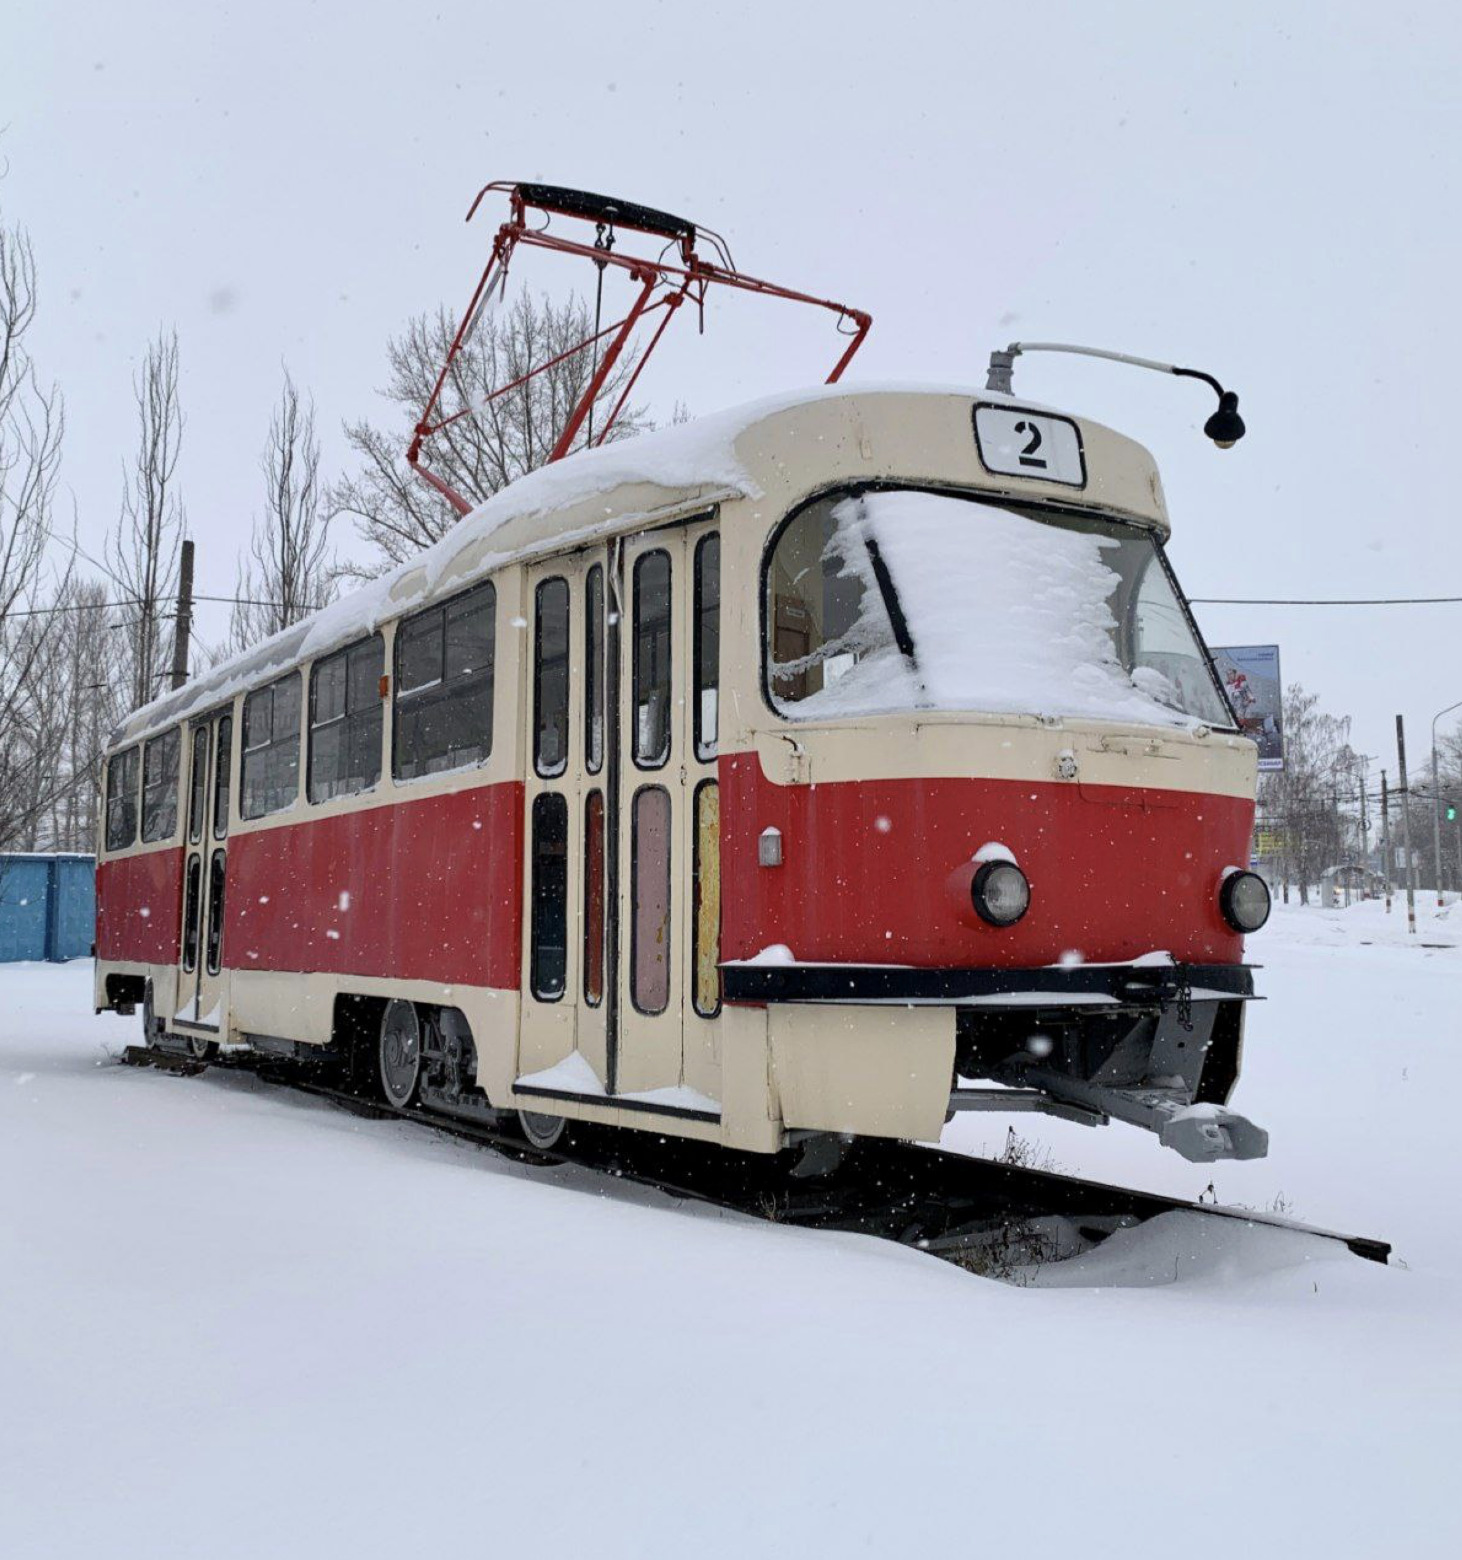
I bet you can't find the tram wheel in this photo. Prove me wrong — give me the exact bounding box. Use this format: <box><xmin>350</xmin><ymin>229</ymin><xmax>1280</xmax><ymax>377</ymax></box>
<box><xmin>185</xmin><ymin>1034</ymin><xmax>219</xmax><ymax>1063</ymax></box>
<box><xmin>378</xmin><ymin>999</ymin><xmax>422</xmax><ymax>1108</ymax></box>
<box><xmin>518</xmin><ymin>1109</ymin><xmax>567</xmax><ymax>1151</ymax></box>
<box><xmin>141</xmin><ymin>983</ymin><xmax>165</xmax><ymax>1049</ymax></box>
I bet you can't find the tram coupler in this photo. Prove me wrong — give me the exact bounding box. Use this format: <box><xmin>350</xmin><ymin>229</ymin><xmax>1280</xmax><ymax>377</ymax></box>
<box><xmin>1017</xmin><ymin>1070</ymin><xmax>1269</xmax><ymax>1162</ymax></box>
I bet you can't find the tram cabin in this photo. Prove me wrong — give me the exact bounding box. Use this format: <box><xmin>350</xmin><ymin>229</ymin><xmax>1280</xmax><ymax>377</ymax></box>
<box><xmin>95</xmin><ymin>387</ymin><xmax>1270</xmax><ymax>1163</ymax></box>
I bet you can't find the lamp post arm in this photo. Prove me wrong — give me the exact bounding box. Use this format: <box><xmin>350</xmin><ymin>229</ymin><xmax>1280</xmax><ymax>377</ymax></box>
<box><xmin>984</xmin><ymin>340</ymin><xmax>1244</xmax><ymax>447</ymax></box>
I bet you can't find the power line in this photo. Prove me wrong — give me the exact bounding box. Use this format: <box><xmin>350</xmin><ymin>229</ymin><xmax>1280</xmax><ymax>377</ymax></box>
<box><xmin>1192</xmin><ymin>595</ymin><xmax>1462</xmax><ymax>606</ymax></box>
<box><xmin>4</xmin><ymin>592</ymin><xmax>286</xmax><ymax>619</ymax></box>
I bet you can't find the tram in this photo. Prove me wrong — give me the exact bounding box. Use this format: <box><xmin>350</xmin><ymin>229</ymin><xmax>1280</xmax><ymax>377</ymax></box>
<box><xmin>95</xmin><ymin>186</ymin><xmax>1270</xmax><ymax>1164</ymax></box>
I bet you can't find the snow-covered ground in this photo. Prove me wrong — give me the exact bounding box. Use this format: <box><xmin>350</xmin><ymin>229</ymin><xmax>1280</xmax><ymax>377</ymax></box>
<box><xmin>2</xmin><ymin>900</ymin><xmax>1458</xmax><ymax>1558</ymax></box>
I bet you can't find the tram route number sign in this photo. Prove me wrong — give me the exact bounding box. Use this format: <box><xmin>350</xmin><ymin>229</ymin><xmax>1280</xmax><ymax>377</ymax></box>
<box><xmin>973</xmin><ymin>404</ymin><xmax>1086</xmax><ymax>488</ymax></box>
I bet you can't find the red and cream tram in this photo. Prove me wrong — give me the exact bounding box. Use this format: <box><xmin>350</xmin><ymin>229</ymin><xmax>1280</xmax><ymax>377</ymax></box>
<box><xmin>96</xmin><ymin>379</ymin><xmax>1271</xmax><ymax>1164</ymax></box>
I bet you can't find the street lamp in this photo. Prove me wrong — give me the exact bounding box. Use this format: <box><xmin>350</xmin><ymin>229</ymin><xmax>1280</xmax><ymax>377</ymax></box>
<box><xmin>985</xmin><ymin>342</ymin><xmax>1246</xmax><ymax>448</ymax></box>
<box><xmin>1431</xmin><ymin>699</ymin><xmax>1462</xmax><ymax>906</ymax></box>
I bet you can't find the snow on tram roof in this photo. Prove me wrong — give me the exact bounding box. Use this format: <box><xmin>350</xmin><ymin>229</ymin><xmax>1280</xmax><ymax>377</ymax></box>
<box><xmin>109</xmin><ymin>383</ymin><xmax>1144</xmax><ymax>749</ymax></box>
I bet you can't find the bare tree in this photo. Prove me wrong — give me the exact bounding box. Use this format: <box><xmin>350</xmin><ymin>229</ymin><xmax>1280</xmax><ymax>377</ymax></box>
<box><xmin>332</xmin><ymin>290</ymin><xmax>649</xmax><ymax>571</ymax></box>
<box><xmin>229</xmin><ymin>371</ymin><xmax>334</xmax><ymax>653</ymax></box>
<box><xmin>0</xmin><ymin>213</ymin><xmax>70</xmax><ymax>853</ymax></box>
<box><xmin>108</xmin><ymin>329</ymin><xmax>184</xmax><ymax>709</ymax></box>
<box><xmin>1257</xmin><ymin>684</ymin><xmax>1353</xmax><ymax>904</ymax></box>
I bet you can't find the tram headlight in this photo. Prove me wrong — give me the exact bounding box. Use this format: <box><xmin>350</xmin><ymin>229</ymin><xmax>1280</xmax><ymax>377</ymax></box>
<box><xmin>1219</xmin><ymin>870</ymin><xmax>1271</xmax><ymax>933</ymax></box>
<box><xmin>971</xmin><ymin>861</ymin><xmax>1031</xmax><ymax>927</ymax></box>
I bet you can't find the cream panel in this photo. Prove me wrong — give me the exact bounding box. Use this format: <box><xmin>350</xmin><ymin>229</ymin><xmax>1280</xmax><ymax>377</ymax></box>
<box><xmin>730</xmin><ymin>392</ymin><xmax>1169</xmax><ymax>536</ymax></box>
<box><xmin>770</xmin><ymin>1004</ymin><xmax>955</xmax><ymax>1142</ymax></box>
<box><xmin>748</xmin><ymin>717</ymin><xmax>1257</xmax><ymax>800</ymax></box>
<box><xmin>96</xmin><ymin>960</ymin><xmax>177</xmax><ymax>1019</ymax></box>
<box><xmin>717</xmin><ymin>1003</ymin><xmax>781</xmax><ymax>1153</ymax></box>
<box><xmin>226</xmin><ymin>969</ymin><xmax>520</xmax><ymax>1105</ymax></box>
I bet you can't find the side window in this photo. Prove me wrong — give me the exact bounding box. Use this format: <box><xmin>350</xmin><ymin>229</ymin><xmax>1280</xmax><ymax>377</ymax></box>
<box><xmin>309</xmin><ymin>633</ymin><xmax>384</xmax><ymax>803</ymax></box>
<box><xmin>583</xmin><ymin>789</ymin><xmax>605</xmax><ymax>1007</ymax></box>
<box><xmin>181</xmin><ymin>856</ymin><xmax>202</xmax><ymax>972</ymax></box>
<box><xmin>631</xmin><ymin>785</ymin><xmax>671</xmax><ymax>1014</ymax></box>
<box><xmin>633</xmin><ymin>550</ymin><xmax>671</xmax><ymax>769</ymax></box>
<box><xmin>692</xmin><ymin>780</ymin><xmax>721</xmax><ymax>1017</ymax></box>
<box><xmin>534</xmin><ymin>576</ymin><xmax>570</xmax><ymax>778</ymax></box>
<box><xmin>205</xmin><ymin>849</ymin><xmax>226</xmax><ymax>975</ymax></box>
<box><xmin>212</xmin><ymin>714</ymin><xmax>232</xmax><ymax>839</ymax></box>
<box><xmin>104</xmin><ymin>747</ymin><xmax>140</xmax><ymax>852</ymax></box>
<box><xmin>141</xmin><ymin>727</ymin><xmax>181</xmax><ymax>843</ymax></box>
<box><xmin>241</xmin><ymin>672</ymin><xmax>302</xmax><ymax>819</ymax></box>
<box><xmin>187</xmin><ymin>726</ymin><xmax>209</xmax><ymax>844</ymax></box>
<box><xmin>394</xmin><ymin>582</ymin><xmax>495</xmax><ymax>781</ymax></box>
<box><xmin>585</xmin><ymin>564</ymin><xmax>605</xmax><ymax>775</ymax></box>
<box><xmin>694</xmin><ymin>533</ymin><xmax>720</xmax><ymax>762</ymax></box>
<box><xmin>765</xmin><ymin>496</ymin><xmax>878</xmax><ymax>709</ymax></box>
<box><xmin>530</xmin><ymin>792</ymin><xmax>568</xmax><ymax>1001</ymax></box>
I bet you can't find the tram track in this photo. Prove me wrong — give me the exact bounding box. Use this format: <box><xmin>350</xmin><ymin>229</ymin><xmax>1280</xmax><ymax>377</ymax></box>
<box><xmin>118</xmin><ymin>1044</ymin><xmax>1391</xmax><ymax>1273</ymax></box>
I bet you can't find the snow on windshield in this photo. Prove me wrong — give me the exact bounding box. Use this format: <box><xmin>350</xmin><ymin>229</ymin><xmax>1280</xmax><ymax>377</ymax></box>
<box><xmin>765</xmin><ymin>488</ymin><xmax>1231</xmax><ymax>729</ymax></box>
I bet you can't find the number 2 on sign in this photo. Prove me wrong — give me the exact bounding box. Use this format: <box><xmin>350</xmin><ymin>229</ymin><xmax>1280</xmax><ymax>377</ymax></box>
<box><xmin>1014</xmin><ymin>420</ymin><xmax>1047</xmax><ymax>469</ymax></box>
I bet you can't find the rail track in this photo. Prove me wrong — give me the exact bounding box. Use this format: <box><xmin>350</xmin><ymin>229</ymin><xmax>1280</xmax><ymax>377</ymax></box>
<box><xmin>118</xmin><ymin>1044</ymin><xmax>1391</xmax><ymax>1273</ymax></box>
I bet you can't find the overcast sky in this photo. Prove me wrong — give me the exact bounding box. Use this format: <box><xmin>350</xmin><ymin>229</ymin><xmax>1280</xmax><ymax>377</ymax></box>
<box><xmin>4</xmin><ymin>0</ymin><xmax>1459</xmax><ymax>773</ymax></box>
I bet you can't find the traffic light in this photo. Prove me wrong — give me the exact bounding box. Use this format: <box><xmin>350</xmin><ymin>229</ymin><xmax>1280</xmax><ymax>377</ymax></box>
<box><xmin>1449</xmin><ymin>803</ymin><xmax>1459</xmax><ymax>823</ymax></box>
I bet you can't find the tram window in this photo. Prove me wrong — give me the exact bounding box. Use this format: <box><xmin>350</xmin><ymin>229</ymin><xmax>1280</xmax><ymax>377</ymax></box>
<box><xmin>181</xmin><ymin>855</ymin><xmax>201</xmax><ymax>973</ymax></box>
<box><xmin>1131</xmin><ymin>557</ymin><xmax>1232</xmax><ymax>729</ymax></box>
<box><xmin>633</xmin><ymin>550</ymin><xmax>671</xmax><ymax>769</ymax></box>
<box><xmin>765</xmin><ymin>497</ymin><xmax>875</xmax><ymax>709</ymax></box>
<box><xmin>212</xmin><ymin>714</ymin><xmax>232</xmax><ymax>839</ymax></box>
<box><xmin>694</xmin><ymin>534</ymin><xmax>720</xmax><ymax>762</ymax></box>
<box><xmin>530</xmin><ymin>791</ymin><xmax>568</xmax><ymax>1001</ymax></box>
<box><xmin>104</xmin><ymin>746</ymin><xmax>140</xmax><ymax>852</ymax></box>
<box><xmin>534</xmin><ymin>577</ymin><xmax>570</xmax><ymax>778</ymax></box>
<box><xmin>241</xmin><ymin>672</ymin><xmax>302</xmax><ymax>819</ymax></box>
<box><xmin>309</xmin><ymin>633</ymin><xmax>384</xmax><ymax>803</ymax></box>
<box><xmin>631</xmin><ymin>786</ymin><xmax>671</xmax><ymax>1015</ymax></box>
<box><xmin>583</xmin><ymin>789</ymin><xmax>605</xmax><ymax>1007</ymax></box>
<box><xmin>394</xmin><ymin>582</ymin><xmax>495</xmax><ymax>781</ymax></box>
<box><xmin>187</xmin><ymin>726</ymin><xmax>209</xmax><ymax>844</ymax></box>
<box><xmin>692</xmin><ymin>781</ymin><xmax>721</xmax><ymax>1017</ymax></box>
<box><xmin>205</xmin><ymin>849</ymin><xmax>226</xmax><ymax>975</ymax></box>
<box><xmin>141</xmin><ymin>727</ymin><xmax>181</xmax><ymax>843</ymax></box>
<box><xmin>585</xmin><ymin>564</ymin><xmax>605</xmax><ymax>775</ymax></box>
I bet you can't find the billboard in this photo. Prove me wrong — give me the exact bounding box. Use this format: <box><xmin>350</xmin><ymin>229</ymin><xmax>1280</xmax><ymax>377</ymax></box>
<box><xmin>1212</xmin><ymin>644</ymin><xmax>1283</xmax><ymax>770</ymax></box>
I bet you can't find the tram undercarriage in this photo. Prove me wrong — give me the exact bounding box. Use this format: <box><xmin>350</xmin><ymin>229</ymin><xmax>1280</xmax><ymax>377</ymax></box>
<box><xmin>724</xmin><ymin>960</ymin><xmax>1268</xmax><ymax>1163</ymax></box>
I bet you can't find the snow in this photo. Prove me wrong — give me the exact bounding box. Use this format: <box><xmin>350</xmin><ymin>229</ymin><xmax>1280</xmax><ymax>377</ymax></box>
<box><xmin>788</xmin><ymin>489</ymin><xmax>1221</xmax><ymax>729</ymax></box>
<box><xmin>973</xmin><ymin>839</ymin><xmax>1017</xmax><ymax>864</ymax></box>
<box><xmin>518</xmin><ymin>1050</ymin><xmax>721</xmax><ymax>1115</ymax></box>
<box><xmin>516</xmin><ymin>1048</ymin><xmax>607</xmax><ymax>1095</ymax></box>
<box><xmin>737</xmin><ymin>942</ymin><xmax>797</xmax><ymax>966</ymax></box>
<box><xmin>2</xmin><ymin>897</ymin><xmax>1460</xmax><ymax>1556</ymax></box>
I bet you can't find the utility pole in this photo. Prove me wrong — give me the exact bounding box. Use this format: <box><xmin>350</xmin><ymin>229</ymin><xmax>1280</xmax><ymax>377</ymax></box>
<box><xmin>1380</xmin><ymin>771</ymin><xmax>1392</xmax><ymax>913</ymax></box>
<box><xmin>1396</xmin><ymin>715</ymin><xmax>1417</xmax><ymax>936</ymax></box>
<box><xmin>169</xmin><ymin>538</ymin><xmax>194</xmax><ymax>692</ymax></box>
<box><xmin>1432</xmin><ymin>700</ymin><xmax>1462</xmax><ymax>907</ymax></box>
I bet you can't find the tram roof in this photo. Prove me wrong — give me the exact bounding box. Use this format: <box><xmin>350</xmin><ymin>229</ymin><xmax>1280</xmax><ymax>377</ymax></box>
<box><xmin>109</xmin><ymin>384</ymin><xmax>1167</xmax><ymax>749</ymax></box>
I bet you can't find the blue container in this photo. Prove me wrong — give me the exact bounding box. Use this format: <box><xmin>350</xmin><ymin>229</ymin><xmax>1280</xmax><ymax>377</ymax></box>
<box><xmin>0</xmin><ymin>853</ymin><xmax>96</xmax><ymax>963</ymax></box>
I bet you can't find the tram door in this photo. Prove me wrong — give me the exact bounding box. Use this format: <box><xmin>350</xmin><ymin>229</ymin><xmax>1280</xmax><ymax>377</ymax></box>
<box><xmin>518</xmin><ymin>518</ymin><xmax>722</xmax><ymax>1108</ymax></box>
<box><xmin>174</xmin><ymin>706</ymin><xmax>232</xmax><ymax>1033</ymax></box>
<box><xmin>614</xmin><ymin>519</ymin><xmax>722</xmax><ymax>1102</ymax></box>
<box><xmin>519</xmin><ymin>555</ymin><xmax>607</xmax><ymax>1083</ymax></box>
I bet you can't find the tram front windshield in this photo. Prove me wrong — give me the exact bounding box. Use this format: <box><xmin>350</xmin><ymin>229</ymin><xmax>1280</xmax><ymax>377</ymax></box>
<box><xmin>765</xmin><ymin>487</ymin><xmax>1233</xmax><ymax>730</ymax></box>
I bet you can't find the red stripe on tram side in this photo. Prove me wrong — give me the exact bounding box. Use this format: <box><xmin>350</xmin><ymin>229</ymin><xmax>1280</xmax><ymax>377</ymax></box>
<box><xmin>96</xmin><ymin>848</ymin><xmax>185</xmax><ymax>964</ymax></box>
<box><xmin>224</xmin><ymin>781</ymin><xmax>524</xmax><ymax>989</ymax></box>
<box><xmin>718</xmin><ymin>755</ymin><xmax>1254</xmax><ymax>970</ymax></box>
